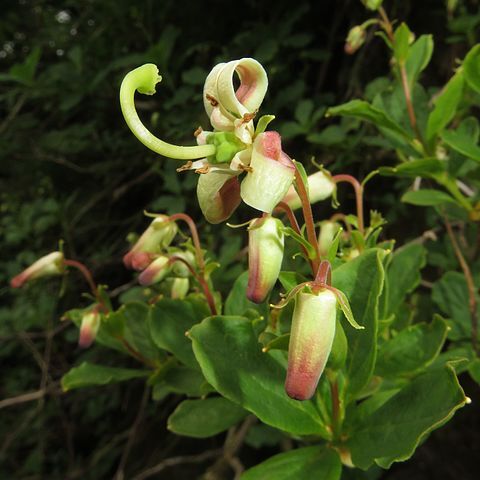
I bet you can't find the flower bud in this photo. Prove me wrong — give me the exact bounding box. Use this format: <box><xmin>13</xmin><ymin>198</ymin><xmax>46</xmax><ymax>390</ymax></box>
<box><xmin>138</xmin><ymin>255</ymin><xmax>170</xmax><ymax>286</ymax></box>
<box><xmin>240</xmin><ymin>131</ymin><xmax>295</xmax><ymax>213</ymax></box>
<box><xmin>78</xmin><ymin>308</ymin><xmax>101</xmax><ymax>348</ymax></box>
<box><xmin>123</xmin><ymin>216</ymin><xmax>177</xmax><ymax>270</ymax></box>
<box><xmin>345</xmin><ymin>25</ymin><xmax>366</xmax><ymax>55</ymax></box>
<box><xmin>170</xmin><ymin>250</ymin><xmax>195</xmax><ymax>277</ymax></box>
<box><xmin>285</xmin><ymin>289</ymin><xmax>337</xmax><ymax>400</ymax></box>
<box><xmin>11</xmin><ymin>251</ymin><xmax>65</xmax><ymax>288</ymax></box>
<box><xmin>247</xmin><ymin>217</ymin><xmax>284</xmax><ymax>303</ymax></box>
<box><xmin>197</xmin><ymin>168</ymin><xmax>242</xmax><ymax>224</ymax></box>
<box><xmin>282</xmin><ymin>171</ymin><xmax>335</xmax><ymax>211</ymax></box>
<box><xmin>318</xmin><ymin>221</ymin><xmax>341</xmax><ymax>256</ymax></box>
<box><xmin>170</xmin><ymin>277</ymin><xmax>189</xmax><ymax>299</ymax></box>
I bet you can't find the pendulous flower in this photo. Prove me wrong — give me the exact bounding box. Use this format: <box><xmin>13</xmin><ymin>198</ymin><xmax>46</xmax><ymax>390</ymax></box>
<box><xmin>247</xmin><ymin>216</ymin><xmax>284</xmax><ymax>303</ymax></box>
<box><xmin>285</xmin><ymin>289</ymin><xmax>337</xmax><ymax>401</ymax></box>
<box><xmin>78</xmin><ymin>307</ymin><xmax>101</xmax><ymax>348</ymax></box>
<box><xmin>11</xmin><ymin>251</ymin><xmax>65</xmax><ymax>288</ymax></box>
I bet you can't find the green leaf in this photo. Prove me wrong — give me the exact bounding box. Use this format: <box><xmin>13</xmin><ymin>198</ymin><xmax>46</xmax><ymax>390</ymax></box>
<box><xmin>61</xmin><ymin>362</ymin><xmax>148</xmax><ymax>391</ymax></box>
<box><xmin>381</xmin><ymin>243</ymin><xmax>426</xmax><ymax>319</ymax></box>
<box><xmin>168</xmin><ymin>397</ymin><xmax>248</xmax><ymax>438</ymax></box>
<box><xmin>162</xmin><ymin>365</ymin><xmax>212</xmax><ymax>397</ymax></box>
<box><xmin>255</xmin><ymin>115</ymin><xmax>276</xmax><ymax>136</ymax></box>
<box><xmin>375</xmin><ymin>316</ymin><xmax>448</xmax><ymax>377</ymax></box>
<box><xmin>348</xmin><ymin>365</ymin><xmax>466</xmax><ymax>469</ymax></box>
<box><xmin>281</xmin><ymin>226</ymin><xmax>316</xmax><ymax>259</ymax></box>
<box><xmin>332</xmin><ymin>249</ymin><xmax>386</xmax><ymax>399</ymax></box>
<box><xmin>8</xmin><ymin>47</ymin><xmax>42</xmax><ymax>85</ymax></box>
<box><xmin>463</xmin><ymin>44</ymin><xmax>480</xmax><ymax>94</ymax></box>
<box><xmin>327</xmin><ymin>100</ymin><xmax>410</xmax><ymax>140</ymax></box>
<box><xmin>379</xmin><ymin>158</ymin><xmax>445</xmax><ymax>179</ymax></box>
<box><xmin>441</xmin><ymin>129</ymin><xmax>480</xmax><ymax>163</ymax></box>
<box><xmin>432</xmin><ymin>272</ymin><xmax>480</xmax><ymax>340</ymax></box>
<box><xmin>149</xmin><ymin>298</ymin><xmax>209</xmax><ymax>369</ymax></box>
<box><xmin>241</xmin><ymin>446</ymin><xmax>342</xmax><ymax>480</ymax></box>
<box><xmin>426</xmin><ymin>71</ymin><xmax>464</xmax><ymax>140</ymax></box>
<box><xmin>190</xmin><ymin>316</ymin><xmax>329</xmax><ymax>437</ymax></box>
<box><xmin>393</xmin><ymin>23</ymin><xmax>411</xmax><ymax>65</ymax></box>
<box><xmin>406</xmin><ymin>35</ymin><xmax>433</xmax><ymax>87</ymax></box>
<box><xmin>401</xmin><ymin>189</ymin><xmax>457</xmax><ymax>206</ymax></box>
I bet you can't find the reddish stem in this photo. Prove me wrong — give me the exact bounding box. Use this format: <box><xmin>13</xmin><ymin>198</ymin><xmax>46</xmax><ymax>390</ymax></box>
<box><xmin>293</xmin><ymin>164</ymin><xmax>320</xmax><ymax>274</ymax></box>
<box><xmin>329</xmin><ymin>377</ymin><xmax>341</xmax><ymax>438</ymax></box>
<box><xmin>169</xmin><ymin>256</ymin><xmax>218</xmax><ymax>316</ymax></box>
<box><xmin>332</xmin><ymin>174</ymin><xmax>365</xmax><ymax>235</ymax></box>
<box><xmin>330</xmin><ymin>213</ymin><xmax>353</xmax><ymax>236</ymax></box>
<box><xmin>314</xmin><ymin>260</ymin><xmax>332</xmax><ymax>287</ymax></box>
<box><xmin>64</xmin><ymin>259</ymin><xmax>98</xmax><ymax>299</ymax></box>
<box><xmin>118</xmin><ymin>337</ymin><xmax>157</xmax><ymax>368</ymax></box>
<box><xmin>168</xmin><ymin>213</ymin><xmax>205</xmax><ymax>270</ymax></box>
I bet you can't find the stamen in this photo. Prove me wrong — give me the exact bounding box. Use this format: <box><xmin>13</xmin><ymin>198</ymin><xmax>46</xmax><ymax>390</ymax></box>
<box><xmin>205</xmin><ymin>93</ymin><xmax>219</xmax><ymax>107</ymax></box>
<box><xmin>176</xmin><ymin>161</ymin><xmax>193</xmax><ymax>172</ymax></box>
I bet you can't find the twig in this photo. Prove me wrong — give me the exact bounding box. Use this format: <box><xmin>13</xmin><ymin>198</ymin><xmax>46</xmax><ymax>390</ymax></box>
<box><xmin>0</xmin><ymin>383</ymin><xmax>61</xmax><ymax>410</ymax></box>
<box><xmin>113</xmin><ymin>385</ymin><xmax>150</xmax><ymax>480</ymax></box>
<box><xmin>131</xmin><ymin>449</ymin><xmax>222</xmax><ymax>480</ymax></box>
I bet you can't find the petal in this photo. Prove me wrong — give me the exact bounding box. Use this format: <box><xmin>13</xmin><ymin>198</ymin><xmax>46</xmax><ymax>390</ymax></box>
<box><xmin>240</xmin><ymin>132</ymin><xmax>295</xmax><ymax>213</ymax></box>
<box><xmin>197</xmin><ymin>167</ymin><xmax>242</xmax><ymax>224</ymax></box>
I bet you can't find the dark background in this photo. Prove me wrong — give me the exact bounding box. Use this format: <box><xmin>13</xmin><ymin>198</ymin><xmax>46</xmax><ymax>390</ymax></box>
<box><xmin>1</xmin><ymin>0</ymin><xmax>479</xmax><ymax>478</ymax></box>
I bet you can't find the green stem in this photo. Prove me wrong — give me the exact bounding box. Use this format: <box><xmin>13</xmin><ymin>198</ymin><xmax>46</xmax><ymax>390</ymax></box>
<box><xmin>119</xmin><ymin>64</ymin><xmax>216</xmax><ymax>160</ymax></box>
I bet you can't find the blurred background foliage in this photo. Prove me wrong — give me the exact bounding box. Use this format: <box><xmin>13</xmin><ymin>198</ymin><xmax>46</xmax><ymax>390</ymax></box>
<box><xmin>1</xmin><ymin>0</ymin><xmax>479</xmax><ymax>478</ymax></box>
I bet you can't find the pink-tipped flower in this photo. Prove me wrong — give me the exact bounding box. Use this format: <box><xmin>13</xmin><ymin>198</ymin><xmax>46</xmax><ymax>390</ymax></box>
<box><xmin>197</xmin><ymin>167</ymin><xmax>242</xmax><ymax>224</ymax></box>
<box><xmin>78</xmin><ymin>308</ymin><xmax>101</xmax><ymax>348</ymax></box>
<box><xmin>123</xmin><ymin>215</ymin><xmax>178</xmax><ymax>270</ymax></box>
<box><xmin>285</xmin><ymin>289</ymin><xmax>337</xmax><ymax>400</ymax></box>
<box><xmin>138</xmin><ymin>255</ymin><xmax>170</xmax><ymax>286</ymax></box>
<box><xmin>282</xmin><ymin>171</ymin><xmax>335</xmax><ymax>211</ymax></box>
<box><xmin>247</xmin><ymin>216</ymin><xmax>284</xmax><ymax>303</ymax></box>
<box><xmin>344</xmin><ymin>25</ymin><xmax>366</xmax><ymax>55</ymax></box>
<box><xmin>11</xmin><ymin>251</ymin><xmax>65</xmax><ymax>288</ymax></box>
<box><xmin>240</xmin><ymin>131</ymin><xmax>295</xmax><ymax>213</ymax></box>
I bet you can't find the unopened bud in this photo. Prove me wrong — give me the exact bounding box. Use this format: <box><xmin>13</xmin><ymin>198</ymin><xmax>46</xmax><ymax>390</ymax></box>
<box><xmin>138</xmin><ymin>256</ymin><xmax>170</xmax><ymax>286</ymax></box>
<box><xmin>11</xmin><ymin>251</ymin><xmax>65</xmax><ymax>288</ymax></box>
<box><xmin>345</xmin><ymin>25</ymin><xmax>366</xmax><ymax>55</ymax></box>
<box><xmin>78</xmin><ymin>308</ymin><xmax>101</xmax><ymax>348</ymax></box>
<box><xmin>240</xmin><ymin>131</ymin><xmax>295</xmax><ymax>213</ymax></box>
<box><xmin>282</xmin><ymin>171</ymin><xmax>335</xmax><ymax>211</ymax></box>
<box><xmin>123</xmin><ymin>216</ymin><xmax>177</xmax><ymax>270</ymax></box>
<box><xmin>247</xmin><ymin>216</ymin><xmax>284</xmax><ymax>303</ymax></box>
<box><xmin>170</xmin><ymin>277</ymin><xmax>189</xmax><ymax>299</ymax></box>
<box><xmin>285</xmin><ymin>289</ymin><xmax>337</xmax><ymax>400</ymax></box>
<box><xmin>318</xmin><ymin>221</ymin><xmax>341</xmax><ymax>255</ymax></box>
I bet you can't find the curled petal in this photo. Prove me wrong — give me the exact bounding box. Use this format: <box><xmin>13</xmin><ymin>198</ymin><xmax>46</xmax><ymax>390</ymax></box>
<box><xmin>197</xmin><ymin>167</ymin><xmax>241</xmax><ymax>224</ymax></box>
<box><xmin>138</xmin><ymin>256</ymin><xmax>170</xmax><ymax>286</ymax></box>
<box><xmin>285</xmin><ymin>289</ymin><xmax>337</xmax><ymax>401</ymax></box>
<box><xmin>240</xmin><ymin>131</ymin><xmax>295</xmax><ymax>213</ymax></box>
<box><xmin>282</xmin><ymin>171</ymin><xmax>336</xmax><ymax>211</ymax></box>
<box><xmin>11</xmin><ymin>251</ymin><xmax>65</xmax><ymax>288</ymax></box>
<box><xmin>123</xmin><ymin>215</ymin><xmax>177</xmax><ymax>270</ymax></box>
<box><xmin>203</xmin><ymin>62</ymin><xmax>226</xmax><ymax>120</ymax></box>
<box><xmin>247</xmin><ymin>217</ymin><xmax>284</xmax><ymax>303</ymax></box>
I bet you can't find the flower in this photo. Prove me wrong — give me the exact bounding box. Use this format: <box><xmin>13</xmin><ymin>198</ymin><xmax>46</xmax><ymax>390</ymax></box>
<box><xmin>247</xmin><ymin>216</ymin><xmax>284</xmax><ymax>303</ymax></box>
<box><xmin>78</xmin><ymin>307</ymin><xmax>101</xmax><ymax>348</ymax></box>
<box><xmin>123</xmin><ymin>215</ymin><xmax>177</xmax><ymax>270</ymax></box>
<box><xmin>285</xmin><ymin>289</ymin><xmax>337</xmax><ymax>400</ymax></box>
<box><xmin>138</xmin><ymin>255</ymin><xmax>170</xmax><ymax>286</ymax></box>
<box><xmin>11</xmin><ymin>251</ymin><xmax>65</xmax><ymax>288</ymax></box>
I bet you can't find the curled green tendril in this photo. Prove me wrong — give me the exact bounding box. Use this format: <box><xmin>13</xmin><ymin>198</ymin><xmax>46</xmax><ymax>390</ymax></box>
<box><xmin>120</xmin><ymin>64</ymin><xmax>216</xmax><ymax>160</ymax></box>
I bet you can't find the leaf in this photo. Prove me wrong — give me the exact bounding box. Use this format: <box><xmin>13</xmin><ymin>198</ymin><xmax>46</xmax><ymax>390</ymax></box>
<box><xmin>378</xmin><ymin>158</ymin><xmax>445</xmax><ymax>179</ymax></box>
<box><xmin>307</xmin><ymin>126</ymin><xmax>346</xmax><ymax>146</ymax></box>
<box><xmin>426</xmin><ymin>71</ymin><xmax>464</xmax><ymax>140</ymax></box>
<box><xmin>375</xmin><ymin>316</ymin><xmax>448</xmax><ymax>377</ymax></box>
<box><xmin>393</xmin><ymin>23</ymin><xmax>412</xmax><ymax>65</ymax></box>
<box><xmin>381</xmin><ymin>243</ymin><xmax>426</xmax><ymax>319</ymax></box>
<box><xmin>441</xmin><ymin>129</ymin><xmax>480</xmax><ymax>163</ymax></box>
<box><xmin>432</xmin><ymin>272</ymin><xmax>480</xmax><ymax>340</ymax></box>
<box><xmin>168</xmin><ymin>397</ymin><xmax>248</xmax><ymax>438</ymax></box>
<box><xmin>190</xmin><ymin>316</ymin><xmax>329</xmax><ymax>437</ymax></box>
<box><xmin>406</xmin><ymin>34</ymin><xmax>433</xmax><ymax>87</ymax></box>
<box><xmin>149</xmin><ymin>298</ymin><xmax>209</xmax><ymax>369</ymax></box>
<box><xmin>61</xmin><ymin>362</ymin><xmax>148</xmax><ymax>391</ymax></box>
<box><xmin>332</xmin><ymin>249</ymin><xmax>386</xmax><ymax>399</ymax></box>
<box><xmin>294</xmin><ymin>99</ymin><xmax>314</xmax><ymax>125</ymax></box>
<box><xmin>327</xmin><ymin>100</ymin><xmax>411</xmax><ymax>140</ymax></box>
<box><xmin>8</xmin><ymin>47</ymin><xmax>42</xmax><ymax>85</ymax></box>
<box><xmin>281</xmin><ymin>226</ymin><xmax>316</xmax><ymax>259</ymax></box>
<box><xmin>241</xmin><ymin>446</ymin><xmax>342</xmax><ymax>480</ymax></box>
<box><xmin>348</xmin><ymin>365</ymin><xmax>466</xmax><ymax>469</ymax></box>
<box><xmin>463</xmin><ymin>44</ymin><xmax>480</xmax><ymax>94</ymax></box>
<box><xmin>401</xmin><ymin>189</ymin><xmax>457</xmax><ymax>206</ymax></box>
<box><xmin>162</xmin><ymin>365</ymin><xmax>212</xmax><ymax>397</ymax></box>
